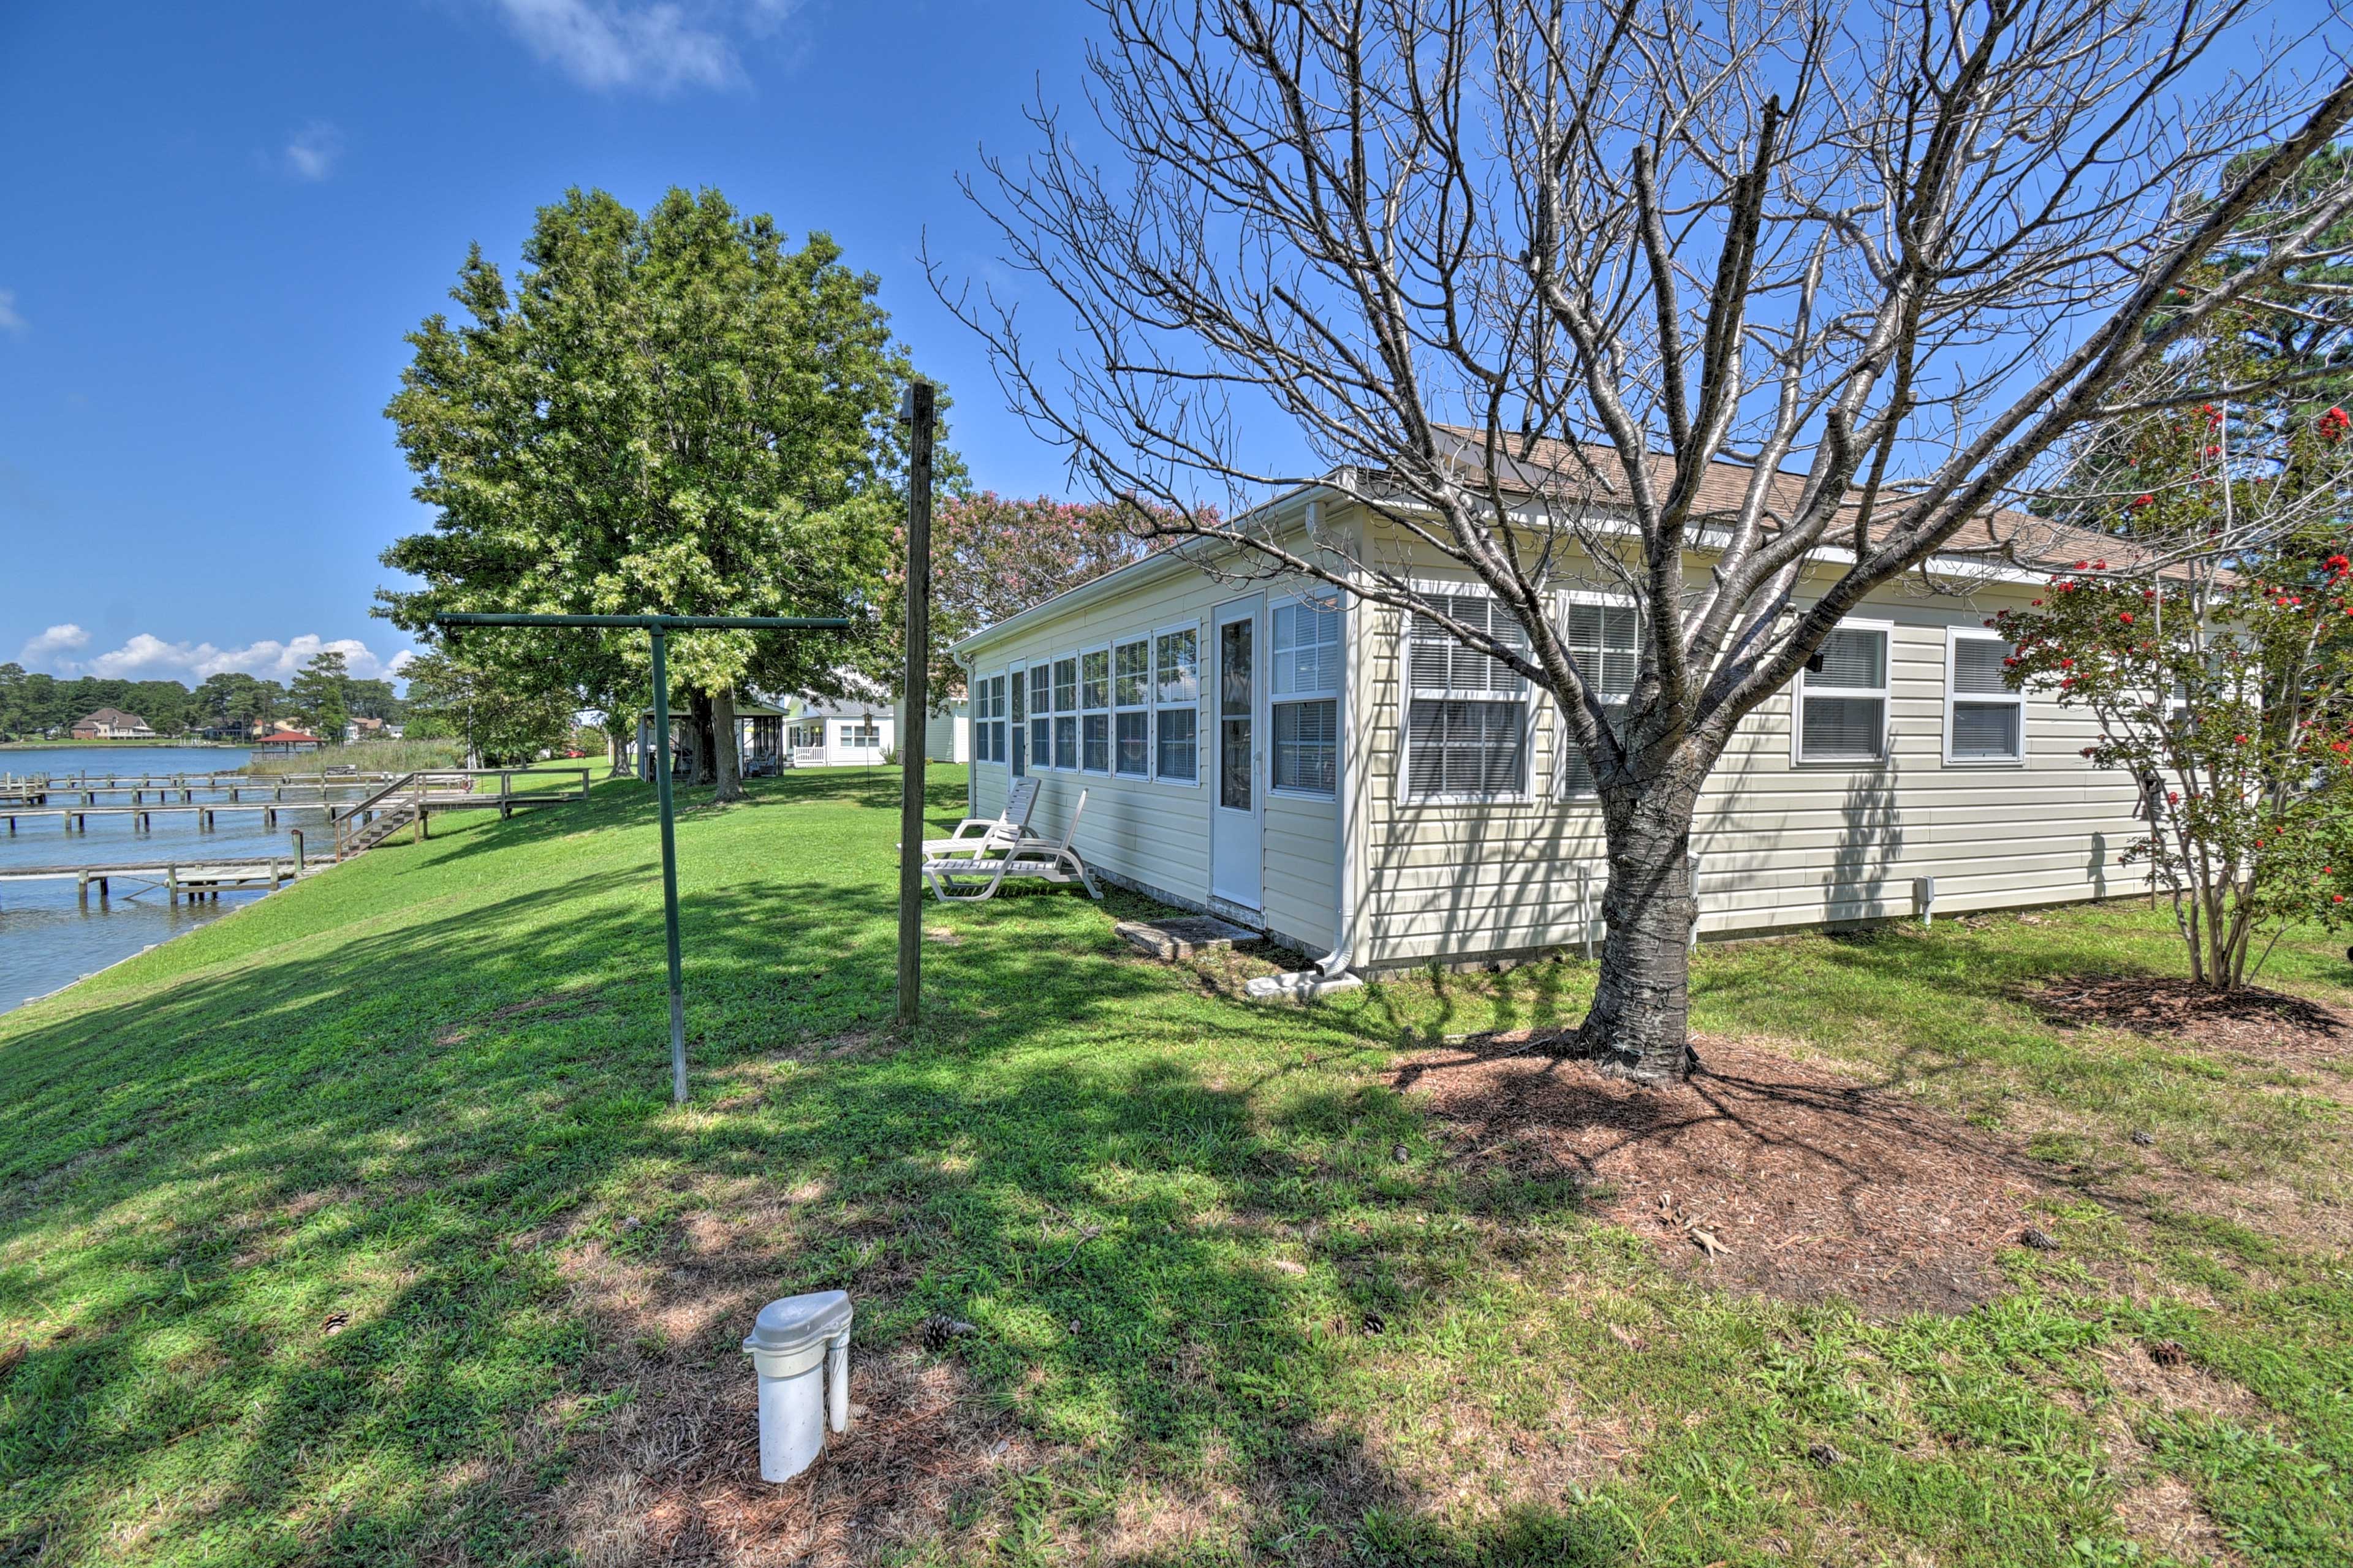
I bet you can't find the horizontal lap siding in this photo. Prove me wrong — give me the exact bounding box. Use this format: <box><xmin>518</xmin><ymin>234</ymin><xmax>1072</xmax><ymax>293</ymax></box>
<box><xmin>962</xmin><ymin>543</ymin><xmax>1343</xmax><ymax>947</ymax></box>
<box><xmin>1351</xmin><ymin>550</ymin><xmax>2151</xmax><ymax>968</ymax></box>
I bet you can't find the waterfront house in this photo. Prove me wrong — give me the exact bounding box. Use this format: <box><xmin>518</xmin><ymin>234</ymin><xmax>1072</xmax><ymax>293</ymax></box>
<box><xmin>256</xmin><ymin>729</ymin><xmax>324</xmax><ymax>754</ymax></box>
<box><xmin>70</xmin><ymin>707</ymin><xmax>156</xmax><ymax>740</ymax></box>
<box><xmin>948</xmin><ymin>444</ymin><xmax>2156</xmax><ymax>973</ymax></box>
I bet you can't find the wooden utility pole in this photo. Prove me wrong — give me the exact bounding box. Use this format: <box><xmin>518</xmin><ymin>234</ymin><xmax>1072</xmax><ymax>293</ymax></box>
<box><xmin>898</xmin><ymin>380</ymin><xmax>935</xmax><ymax>1028</ymax></box>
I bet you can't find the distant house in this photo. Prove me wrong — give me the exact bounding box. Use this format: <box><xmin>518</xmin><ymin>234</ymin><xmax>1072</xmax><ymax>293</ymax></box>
<box><xmin>782</xmin><ymin>695</ymin><xmax>898</xmax><ymax>767</ymax></box>
<box><xmin>70</xmin><ymin>707</ymin><xmax>156</xmax><ymax>740</ymax></box>
<box><xmin>256</xmin><ymin>729</ymin><xmax>324</xmax><ymax>754</ymax></box>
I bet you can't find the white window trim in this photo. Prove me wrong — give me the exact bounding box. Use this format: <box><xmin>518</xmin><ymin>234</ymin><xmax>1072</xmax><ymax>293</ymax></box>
<box><xmin>1151</xmin><ymin>618</ymin><xmax>1205</xmax><ymax>789</ymax></box>
<box><xmin>1112</xmin><ymin>634</ymin><xmax>1153</xmax><ymax>779</ymax></box>
<box><xmin>1025</xmin><ymin>662</ymin><xmax>1053</xmax><ymax>772</ymax></box>
<box><xmin>1789</xmin><ymin>615</ymin><xmax>1895</xmax><ymax>767</ymax></box>
<box><xmin>1550</xmin><ymin>588</ymin><xmax>1637</xmax><ymax>801</ymax></box>
<box><xmin>1267</xmin><ymin>589</ymin><xmax>1344</xmax><ymax>801</ymax></box>
<box><xmin>1008</xmin><ymin>661</ymin><xmax>1028</xmax><ymax>776</ymax></box>
<box><xmin>1050</xmin><ymin>650</ymin><xmax>1080</xmax><ymax>771</ymax></box>
<box><xmin>1942</xmin><ymin>625</ymin><xmax>2026</xmax><ymax>767</ymax></box>
<box><xmin>1396</xmin><ymin>580</ymin><xmax>1536</xmax><ymax>806</ymax></box>
<box><xmin>1079</xmin><ymin>643</ymin><xmax>1113</xmax><ymax>775</ymax></box>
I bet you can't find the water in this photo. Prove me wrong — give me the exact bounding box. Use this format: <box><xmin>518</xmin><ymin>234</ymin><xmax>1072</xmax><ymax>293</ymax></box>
<box><xmin>0</xmin><ymin>746</ymin><xmax>376</xmax><ymax>1013</ymax></box>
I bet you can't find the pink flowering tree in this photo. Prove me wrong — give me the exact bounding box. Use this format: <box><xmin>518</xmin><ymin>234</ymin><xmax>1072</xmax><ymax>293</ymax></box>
<box><xmin>2000</xmin><ymin>404</ymin><xmax>2353</xmax><ymax>988</ymax></box>
<box><xmin>900</xmin><ymin>492</ymin><xmax>1194</xmax><ymax>700</ymax></box>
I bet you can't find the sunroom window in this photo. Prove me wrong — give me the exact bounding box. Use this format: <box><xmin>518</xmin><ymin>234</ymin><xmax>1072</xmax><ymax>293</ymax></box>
<box><xmin>1081</xmin><ymin>648</ymin><xmax>1111</xmax><ymax>772</ymax></box>
<box><xmin>1052</xmin><ymin>655</ymin><xmax>1078</xmax><ymax>770</ymax></box>
<box><xmin>1154</xmin><ymin>627</ymin><xmax>1199</xmax><ymax>782</ymax></box>
<box><xmin>1271</xmin><ymin>596</ymin><xmax>1341</xmax><ymax>795</ymax></box>
<box><xmin>1113</xmin><ymin>638</ymin><xmax>1151</xmax><ymax>776</ymax></box>
<box><xmin>1027</xmin><ymin>665</ymin><xmax>1051</xmax><ymax>771</ymax></box>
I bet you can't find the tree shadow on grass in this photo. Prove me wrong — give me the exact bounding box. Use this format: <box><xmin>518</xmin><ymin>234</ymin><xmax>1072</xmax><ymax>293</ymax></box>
<box><xmin>0</xmin><ymin>821</ymin><xmax>1628</xmax><ymax>1562</ymax></box>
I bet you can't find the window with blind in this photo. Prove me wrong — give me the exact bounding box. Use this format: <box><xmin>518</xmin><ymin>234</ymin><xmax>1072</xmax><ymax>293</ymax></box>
<box><xmin>1080</xmin><ymin>648</ymin><xmax>1111</xmax><ymax>771</ymax></box>
<box><xmin>1052</xmin><ymin>656</ymin><xmax>1078</xmax><ymax>770</ymax></box>
<box><xmin>1946</xmin><ymin>631</ymin><xmax>2023</xmax><ymax>762</ymax></box>
<box><xmin>1404</xmin><ymin>593</ymin><xmax>1529</xmax><ymax>799</ymax></box>
<box><xmin>1155</xmin><ymin>626</ymin><xmax>1200</xmax><ymax>781</ymax></box>
<box><xmin>1026</xmin><ymin>665</ymin><xmax>1051</xmax><ymax>771</ymax></box>
<box><xmin>1556</xmin><ymin>600</ymin><xmax>1638</xmax><ymax>795</ymax></box>
<box><xmin>1795</xmin><ymin>624</ymin><xmax>1889</xmax><ymax>762</ymax></box>
<box><xmin>1113</xmin><ymin>638</ymin><xmax>1151</xmax><ymax>776</ymax></box>
<box><xmin>1271</xmin><ymin>596</ymin><xmax>1340</xmax><ymax>795</ymax></box>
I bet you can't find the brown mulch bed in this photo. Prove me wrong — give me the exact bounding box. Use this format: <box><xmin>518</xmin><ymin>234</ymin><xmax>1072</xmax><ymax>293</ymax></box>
<box><xmin>2032</xmin><ymin>975</ymin><xmax>2349</xmax><ymax>1062</ymax></box>
<box><xmin>1396</xmin><ymin>1036</ymin><xmax>2058</xmax><ymax>1316</ymax></box>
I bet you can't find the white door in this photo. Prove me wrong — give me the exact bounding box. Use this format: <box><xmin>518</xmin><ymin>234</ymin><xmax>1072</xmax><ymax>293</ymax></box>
<box><xmin>1210</xmin><ymin>597</ymin><xmax>1263</xmax><ymax>909</ymax></box>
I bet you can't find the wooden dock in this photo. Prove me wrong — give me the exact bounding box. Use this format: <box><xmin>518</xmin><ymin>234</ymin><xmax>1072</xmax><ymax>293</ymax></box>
<box><xmin>3</xmin><ymin>801</ymin><xmax>337</xmax><ymax>831</ymax></box>
<box><xmin>0</xmin><ymin>857</ymin><xmax>308</xmax><ymax>902</ymax></box>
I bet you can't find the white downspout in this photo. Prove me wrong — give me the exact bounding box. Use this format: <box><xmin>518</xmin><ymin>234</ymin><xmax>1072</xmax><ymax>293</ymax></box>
<box><xmin>1250</xmin><ymin>494</ymin><xmax>1362</xmax><ymax>1000</ymax></box>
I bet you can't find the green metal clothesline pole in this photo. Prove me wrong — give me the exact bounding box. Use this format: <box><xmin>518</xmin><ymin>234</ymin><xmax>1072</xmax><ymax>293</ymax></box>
<box><xmin>434</xmin><ymin>611</ymin><xmax>852</xmax><ymax>1104</ymax></box>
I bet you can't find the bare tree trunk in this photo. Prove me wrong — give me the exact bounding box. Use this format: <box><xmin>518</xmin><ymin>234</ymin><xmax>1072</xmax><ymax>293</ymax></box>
<box><xmin>711</xmin><ymin>687</ymin><xmax>745</xmax><ymax>803</ymax></box>
<box><xmin>607</xmin><ymin>722</ymin><xmax>629</xmax><ymax>780</ymax></box>
<box><xmin>1566</xmin><ymin>774</ymin><xmax>1705</xmax><ymax>1081</ymax></box>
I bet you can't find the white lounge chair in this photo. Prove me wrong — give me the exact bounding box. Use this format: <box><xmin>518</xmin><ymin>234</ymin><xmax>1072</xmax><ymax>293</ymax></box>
<box><xmin>915</xmin><ymin>777</ymin><xmax>1041</xmax><ymax>865</ymax></box>
<box><xmin>924</xmin><ymin>790</ymin><xmax>1102</xmax><ymax>903</ymax></box>
<box><xmin>904</xmin><ymin>777</ymin><xmax>1040</xmax><ymax>868</ymax></box>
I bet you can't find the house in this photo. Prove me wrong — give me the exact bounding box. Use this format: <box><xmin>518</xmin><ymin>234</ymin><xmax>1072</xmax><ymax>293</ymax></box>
<box><xmin>255</xmin><ymin>729</ymin><xmax>323</xmax><ymax>754</ymax></box>
<box><xmin>781</xmin><ymin>696</ymin><xmax>897</xmax><ymax>767</ymax></box>
<box><xmin>70</xmin><ymin>707</ymin><xmax>156</xmax><ymax>740</ymax></box>
<box><xmin>893</xmin><ymin>696</ymin><xmax>972</xmax><ymax>764</ymax></box>
<box><xmin>634</xmin><ymin>699</ymin><xmax>790</xmax><ymax>779</ymax></box>
<box><xmin>949</xmin><ymin>445</ymin><xmax>2158</xmax><ymax>974</ymax></box>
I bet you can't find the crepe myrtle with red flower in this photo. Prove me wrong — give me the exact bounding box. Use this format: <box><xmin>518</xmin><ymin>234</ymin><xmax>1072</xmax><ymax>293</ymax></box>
<box><xmin>1998</xmin><ymin>407</ymin><xmax>2353</xmax><ymax>988</ymax></box>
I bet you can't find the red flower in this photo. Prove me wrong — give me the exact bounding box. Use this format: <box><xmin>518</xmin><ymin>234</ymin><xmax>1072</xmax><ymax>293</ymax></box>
<box><xmin>2167</xmin><ymin>791</ymin><xmax>2179</xmax><ymax>805</ymax></box>
<box><xmin>2132</xmin><ymin>494</ymin><xmax>2154</xmax><ymax>508</ymax></box>
<box><xmin>2119</xmin><ymin>612</ymin><xmax>2134</xmax><ymax>625</ymax></box>
<box><xmin>2236</xmin><ymin>733</ymin><xmax>2249</xmax><ymax>744</ymax></box>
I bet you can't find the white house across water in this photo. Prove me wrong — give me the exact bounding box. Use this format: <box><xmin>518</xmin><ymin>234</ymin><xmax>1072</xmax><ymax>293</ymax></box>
<box><xmin>948</xmin><ymin>450</ymin><xmax>2156</xmax><ymax>974</ymax></box>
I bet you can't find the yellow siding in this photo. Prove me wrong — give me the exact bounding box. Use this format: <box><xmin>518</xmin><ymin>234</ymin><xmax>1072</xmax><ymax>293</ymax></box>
<box><xmin>1350</xmin><ymin>541</ymin><xmax>2151</xmax><ymax>969</ymax></box>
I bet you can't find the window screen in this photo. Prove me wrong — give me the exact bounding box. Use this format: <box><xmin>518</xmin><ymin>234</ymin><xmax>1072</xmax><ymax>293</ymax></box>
<box><xmin>1947</xmin><ymin>633</ymin><xmax>2023</xmax><ymax>761</ymax></box>
<box><xmin>1797</xmin><ymin>626</ymin><xmax>1888</xmax><ymax>762</ymax></box>
<box><xmin>1405</xmin><ymin>593</ymin><xmax>1527</xmax><ymax>798</ymax></box>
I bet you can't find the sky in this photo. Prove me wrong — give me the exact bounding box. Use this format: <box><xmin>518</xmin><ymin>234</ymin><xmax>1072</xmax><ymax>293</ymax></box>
<box><xmin>0</xmin><ymin>0</ymin><xmax>1103</xmax><ymax>689</ymax></box>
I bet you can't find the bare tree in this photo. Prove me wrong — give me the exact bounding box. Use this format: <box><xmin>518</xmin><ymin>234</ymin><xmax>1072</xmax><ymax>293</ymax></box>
<box><xmin>939</xmin><ymin>0</ymin><xmax>2353</xmax><ymax>1081</ymax></box>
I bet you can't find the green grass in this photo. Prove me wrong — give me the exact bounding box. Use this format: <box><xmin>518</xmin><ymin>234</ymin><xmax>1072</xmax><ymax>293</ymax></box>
<box><xmin>2</xmin><ymin>767</ymin><xmax>2347</xmax><ymax>1566</ymax></box>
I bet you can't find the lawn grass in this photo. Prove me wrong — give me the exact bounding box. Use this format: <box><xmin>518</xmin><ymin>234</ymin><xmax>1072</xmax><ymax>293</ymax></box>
<box><xmin>1</xmin><ymin>767</ymin><xmax>2347</xmax><ymax>1566</ymax></box>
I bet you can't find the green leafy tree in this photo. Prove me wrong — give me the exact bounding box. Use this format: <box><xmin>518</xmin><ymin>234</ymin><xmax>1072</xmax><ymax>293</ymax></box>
<box><xmin>2001</xmin><ymin>403</ymin><xmax>2353</xmax><ymax>987</ymax></box>
<box><xmin>399</xmin><ymin>651</ymin><xmax>574</xmax><ymax>767</ymax></box>
<box><xmin>289</xmin><ymin>650</ymin><xmax>352</xmax><ymax>741</ymax></box>
<box><xmin>381</xmin><ymin>186</ymin><xmax>933</xmax><ymax>801</ymax></box>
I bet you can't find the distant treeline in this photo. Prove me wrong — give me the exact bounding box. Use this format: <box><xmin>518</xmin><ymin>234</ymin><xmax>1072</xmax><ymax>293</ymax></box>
<box><xmin>0</xmin><ymin>663</ymin><xmax>403</xmax><ymax>741</ymax></box>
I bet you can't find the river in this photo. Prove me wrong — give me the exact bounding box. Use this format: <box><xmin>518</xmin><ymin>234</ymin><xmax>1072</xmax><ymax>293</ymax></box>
<box><xmin>0</xmin><ymin>746</ymin><xmax>373</xmax><ymax>1014</ymax></box>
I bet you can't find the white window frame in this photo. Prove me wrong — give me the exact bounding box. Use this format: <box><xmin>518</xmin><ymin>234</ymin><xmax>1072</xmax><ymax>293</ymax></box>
<box><xmin>1051</xmin><ymin>652</ymin><xmax>1080</xmax><ymax>771</ymax></box>
<box><xmin>1942</xmin><ymin>626</ymin><xmax>2026</xmax><ymax>767</ymax></box>
<box><xmin>1080</xmin><ymin>643</ymin><xmax>1112</xmax><ymax>775</ymax></box>
<box><xmin>1268</xmin><ymin>589</ymin><xmax>1343</xmax><ymax>799</ymax></box>
<box><xmin>1113</xmin><ymin>635</ymin><xmax>1153</xmax><ymax>779</ymax></box>
<box><xmin>1151</xmin><ymin>619</ymin><xmax>1203</xmax><ymax>787</ymax></box>
<box><xmin>1009</xmin><ymin>661</ymin><xmax>1028</xmax><ymax>776</ymax></box>
<box><xmin>1551</xmin><ymin>589</ymin><xmax>1638</xmax><ymax>800</ymax></box>
<box><xmin>1398</xmin><ymin>582</ymin><xmax>1536</xmax><ymax>805</ymax></box>
<box><xmin>1026</xmin><ymin>663</ymin><xmax>1052</xmax><ymax>772</ymax></box>
<box><xmin>1789</xmin><ymin>616</ymin><xmax>1895</xmax><ymax>767</ymax></box>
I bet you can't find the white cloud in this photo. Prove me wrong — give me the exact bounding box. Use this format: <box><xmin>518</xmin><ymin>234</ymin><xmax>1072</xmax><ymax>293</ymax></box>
<box><xmin>0</xmin><ymin>289</ymin><xmax>25</xmax><ymax>335</ymax></box>
<box><xmin>16</xmin><ymin>624</ymin><xmax>89</xmax><ymax>664</ymax></box>
<box><xmin>19</xmin><ymin>629</ymin><xmax>414</xmax><ymax>684</ymax></box>
<box><xmin>283</xmin><ymin>121</ymin><xmax>343</xmax><ymax>182</ymax></box>
<box><xmin>493</xmin><ymin>0</ymin><xmax>740</xmax><ymax>91</ymax></box>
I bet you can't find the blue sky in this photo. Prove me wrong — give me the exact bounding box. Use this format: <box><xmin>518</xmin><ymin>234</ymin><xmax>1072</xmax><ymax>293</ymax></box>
<box><xmin>0</xmin><ymin>0</ymin><xmax>1099</xmax><ymax>687</ymax></box>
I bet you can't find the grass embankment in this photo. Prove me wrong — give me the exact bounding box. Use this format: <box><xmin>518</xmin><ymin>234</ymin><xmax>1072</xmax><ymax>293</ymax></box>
<box><xmin>1</xmin><ymin>768</ymin><xmax>2347</xmax><ymax>1566</ymax></box>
